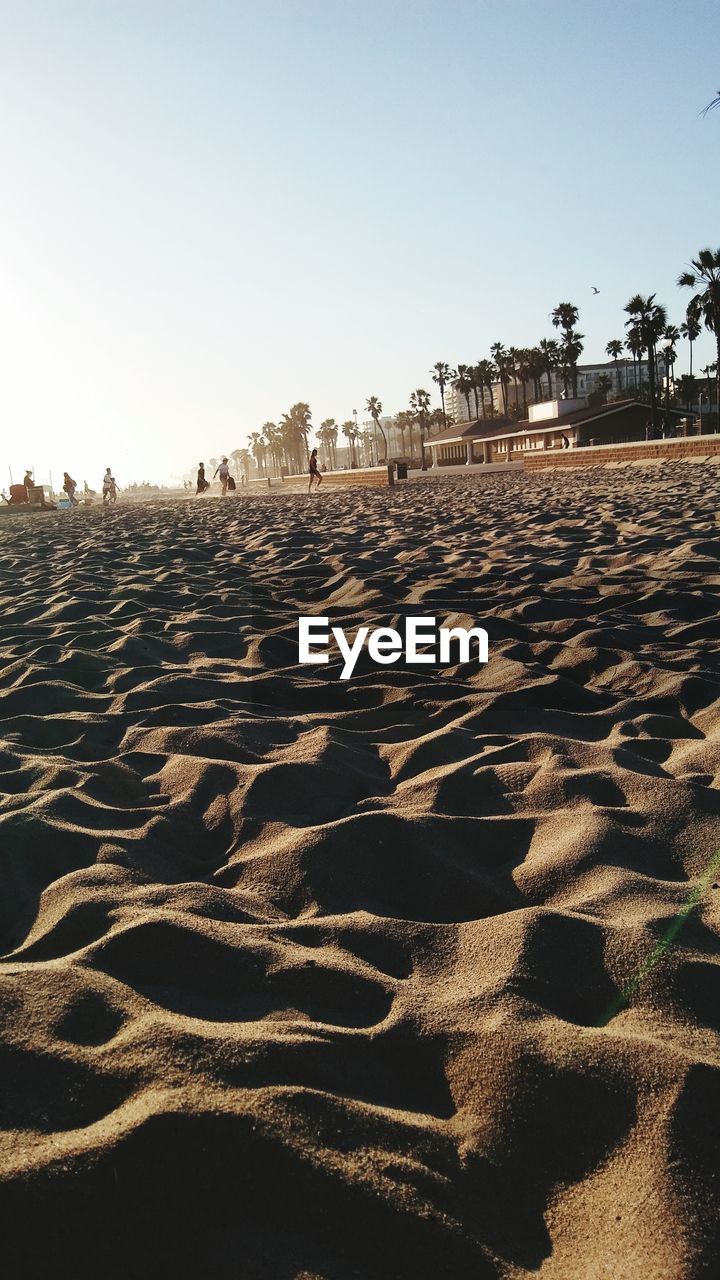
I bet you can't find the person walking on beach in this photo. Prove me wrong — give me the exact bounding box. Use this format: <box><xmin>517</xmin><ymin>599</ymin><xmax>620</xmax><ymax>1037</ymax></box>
<box><xmin>63</xmin><ymin>472</ymin><xmax>78</xmax><ymax>504</ymax></box>
<box><xmin>213</xmin><ymin>457</ymin><xmax>230</xmax><ymax>495</ymax></box>
<box><xmin>196</xmin><ymin>462</ymin><xmax>209</xmax><ymax>494</ymax></box>
<box><xmin>102</xmin><ymin>468</ymin><xmax>118</xmax><ymax>504</ymax></box>
<box><xmin>308</xmin><ymin>448</ymin><xmax>323</xmax><ymax>494</ymax></box>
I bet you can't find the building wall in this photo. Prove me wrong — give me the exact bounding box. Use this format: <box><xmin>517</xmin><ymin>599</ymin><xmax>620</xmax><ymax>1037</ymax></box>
<box><xmin>524</xmin><ymin>435</ymin><xmax>720</xmax><ymax>469</ymax></box>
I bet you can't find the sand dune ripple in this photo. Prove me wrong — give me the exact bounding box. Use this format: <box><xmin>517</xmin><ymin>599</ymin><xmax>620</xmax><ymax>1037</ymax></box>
<box><xmin>1</xmin><ymin>467</ymin><xmax>719</xmax><ymax>1277</ymax></box>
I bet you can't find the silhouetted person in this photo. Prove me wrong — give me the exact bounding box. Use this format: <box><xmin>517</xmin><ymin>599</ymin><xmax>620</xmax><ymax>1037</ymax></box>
<box><xmin>213</xmin><ymin>457</ymin><xmax>230</xmax><ymax>495</ymax></box>
<box><xmin>102</xmin><ymin>468</ymin><xmax>118</xmax><ymax>504</ymax></box>
<box><xmin>196</xmin><ymin>462</ymin><xmax>208</xmax><ymax>494</ymax></box>
<box><xmin>63</xmin><ymin>472</ymin><xmax>78</xmax><ymax>504</ymax></box>
<box><xmin>308</xmin><ymin>448</ymin><xmax>322</xmax><ymax>493</ymax></box>
<box><xmin>561</xmin><ymin>434</ymin><xmax>570</xmax><ymax>449</ymax></box>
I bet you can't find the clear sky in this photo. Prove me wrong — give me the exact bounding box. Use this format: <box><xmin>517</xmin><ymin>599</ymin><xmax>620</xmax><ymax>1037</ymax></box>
<box><xmin>1</xmin><ymin>0</ymin><xmax>718</xmax><ymax>487</ymax></box>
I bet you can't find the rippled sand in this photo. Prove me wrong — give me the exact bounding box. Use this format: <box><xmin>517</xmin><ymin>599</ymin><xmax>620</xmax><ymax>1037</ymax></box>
<box><xmin>1</xmin><ymin>467</ymin><xmax>719</xmax><ymax>1278</ymax></box>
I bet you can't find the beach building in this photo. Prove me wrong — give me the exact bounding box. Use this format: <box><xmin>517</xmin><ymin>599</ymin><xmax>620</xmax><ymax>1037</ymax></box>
<box><xmin>427</xmin><ymin>397</ymin><xmax>694</xmax><ymax>466</ymax></box>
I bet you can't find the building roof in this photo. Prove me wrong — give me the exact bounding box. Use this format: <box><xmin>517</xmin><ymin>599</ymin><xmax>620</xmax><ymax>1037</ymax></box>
<box><xmin>428</xmin><ymin>417</ymin><xmax>514</xmax><ymax>446</ymax></box>
<box><xmin>429</xmin><ymin>399</ymin><xmax>693</xmax><ymax>448</ymax></box>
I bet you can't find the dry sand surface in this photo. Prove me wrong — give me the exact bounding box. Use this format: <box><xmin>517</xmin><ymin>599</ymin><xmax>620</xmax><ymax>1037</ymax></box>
<box><xmin>1</xmin><ymin>466</ymin><xmax>720</xmax><ymax>1279</ymax></box>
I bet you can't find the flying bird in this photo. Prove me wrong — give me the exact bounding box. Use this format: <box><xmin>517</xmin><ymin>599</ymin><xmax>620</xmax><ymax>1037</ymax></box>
<box><xmin>591</xmin><ymin>286</ymin><xmax>600</xmax><ymax>294</ymax></box>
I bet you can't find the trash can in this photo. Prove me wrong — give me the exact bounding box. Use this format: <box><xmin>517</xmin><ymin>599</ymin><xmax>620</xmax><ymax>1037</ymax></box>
<box><xmin>396</xmin><ymin>461</ymin><xmax>408</xmax><ymax>480</ymax></box>
<box><xmin>387</xmin><ymin>464</ymin><xmax>395</xmax><ymax>486</ymax></box>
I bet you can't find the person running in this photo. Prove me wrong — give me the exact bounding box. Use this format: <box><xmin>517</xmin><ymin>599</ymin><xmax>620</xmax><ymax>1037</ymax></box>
<box><xmin>196</xmin><ymin>462</ymin><xmax>209</xmax><ymax>494</ymax></box>
<box><xmin>63</xmin><ymin>472</ymin><xmax>78</xmax><ymax>504</ymax></box>
<box><xmin>308</xmin><ymin>448</ymin><xmax>323</xmax><ymax>494</ymax></box>
<box><xmin>102</xmin><ymin>468</ymin><xmax>118</xmax><ymax>504</ymax></box>
<box><xmin>213</xmin><ymin>457</ymin><xmax>230</xmax><ymax>495</ymax></box>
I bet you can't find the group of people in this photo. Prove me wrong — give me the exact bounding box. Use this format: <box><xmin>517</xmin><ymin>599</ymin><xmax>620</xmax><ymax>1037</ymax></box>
<box><xmin>2</xmin><ymin>468</ymin><xmax>118</xmax><ymax>508</ymax></box>
<box><xmin>195</xmin><ymin>451</ymin><xmax>324</xmax><ymax>497</ymax></box>
<box><xmin>196</xmin><ymin>458</ymin><xmax>240</xmax><ymax>495</ymax></box>
<box><xmin>62</xmin><ymin>468</ymin><xmax>118</xmax><ymax>504</ymax></box>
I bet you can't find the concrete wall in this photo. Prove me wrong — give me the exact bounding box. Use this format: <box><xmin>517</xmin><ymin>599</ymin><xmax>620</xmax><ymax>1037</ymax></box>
<box><xmin>283</xmin><ymin>467</ymin><xmax>390</xmax><ymax>488</ymax></box>
<box><xmin>523</xmin><ymin>435</ymin><xmax>720</xmax><ymax>469</ymax></box>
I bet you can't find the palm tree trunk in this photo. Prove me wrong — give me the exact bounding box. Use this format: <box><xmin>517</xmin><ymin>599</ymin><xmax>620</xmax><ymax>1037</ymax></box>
<box><xmin>646</xmin><ymin>340</ymin><xmax>658</xmax><ymax>433</ymax></box>
<box><xmin>464</xmin><ymin>392</ymin><xmax>472</xmax><ymax>420</ymax></box>
<box><xmin>689</xmin><ymin>338</ymin><xmax>693</xmax><ymax>378</ymax></box>
<box><xmin>440</xmin><ymin>386</ymin><xmax>447</xmax><ymax>427</ymax></box>
<box><xmin>473</xmin><ymin>386</ymin><xmax>479</xmax><ymax>419</ymax></box>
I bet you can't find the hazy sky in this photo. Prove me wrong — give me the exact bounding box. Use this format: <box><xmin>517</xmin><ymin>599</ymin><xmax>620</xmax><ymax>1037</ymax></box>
<box><xmin>1</xmin><ymin>0</ymin><xmax>718</xmax><ymax>486</ymax></box>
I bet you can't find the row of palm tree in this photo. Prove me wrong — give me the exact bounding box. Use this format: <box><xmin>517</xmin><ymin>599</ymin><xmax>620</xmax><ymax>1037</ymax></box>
<box><xmin>241</xmin><ymin>388</ymin><xmax>444</xmax><ymax>476</ymax></box>
<box><xmin>427</xmin><ymin>307</ymin><xmax>585</xmax><ymax>425</ymax></box>
<box><xmin>236</xmin><ymin>248</ymin><xmax>720</xmax><ymax>474</ymax></box>
<box><xmin>429</xmin><ymin>252</ymin><xmax>720</xmax><ymax>434</ymax></box>
<box><xmin>601</xmin><ymin>249</ymin><xmax>720</xmax><ymax>431</ymax></box>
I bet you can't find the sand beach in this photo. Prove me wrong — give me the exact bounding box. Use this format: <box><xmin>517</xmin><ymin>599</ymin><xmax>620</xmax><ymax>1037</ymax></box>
<box><xmin>1</xmin><ymin>465</ymin><xmax>719</xmax><ymax>1278</ymax></box>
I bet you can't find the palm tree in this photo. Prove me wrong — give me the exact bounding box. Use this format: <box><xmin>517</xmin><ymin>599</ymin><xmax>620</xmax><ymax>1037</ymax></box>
<box><xmin>231</xmin><ymin>448</ymin><xmax>244</xmax><ymax>479</ymax></box>
<box><xmin>451</xmin><ymin>364</ymin><xmax>474</xmax><ymax>420</ymax></box>
<box><xmin>365</xmin><ymin>396</ymin><xmax>387</xmax><ymax>460</ymax></box>
<box><xmin>317</xmin><ymin>420</ymin><xmax>337</xmax><ymax>469</ymax></box>
<box><xmin>409</xmin><ymin>388</ymin><xmax>431</xmax><ymax>470</ymax></box>
<box><xmin>262</xmin><ymin>422</ymin><xmax>283</xmax><ymax>475</ymax></box>
<box><xmin>341</xmin><ymin>420</ymin><xmax>358</xmax><ymax>467</ymax></box>
<box><xmin>431</xmin><ymin>362</ymin><xmax>454</xmax><ymax>428</ymax></box>
<box><xmin>467</xmin><ymin>365</ymin><xmax>481</xmax><ymax>419</ymax></box>
<box><xmin>490</xmin><ymin>343</ymin><xmax>511</xmax><ymax>416</ymax></box>
<box><xmin>393</xmin><ymin>409</ymin><xmax>414</xmax><ymax>456</ymax></box>
<box><xmin>678</xmin><ymin>249</ymin><xmax>720</xmax><ymax>414</ymax></box>
<box><xmin>538</xmin><ymin>338</ymin><xmax>559</xmax><ymax>400</ymax></box>
<box><xmin>625</xmin><ymin>330</ymin><xmax>642</xmax><ymax>391</ymax></box>
<box><xmin>680</xmin><ymin>301</ymin><xmax>702</xmax><ymax>377</ymax></box>
<box><xmin>662</xmin><ymin>324</ymin><xmax>680</xmax><ymax>394</ymax></box>
<box><xmin>605</xmin><ymin>339</ymin><xmax>624</xmax><ymax>395</ymax></box>
<box><xmin>514</xmin><ymin>348</ymin><xmax>532</xmax><ymax>413</ymax></box>
<box><xmin>278</xmin><ymin>403</ymin><xmax>312</xmax><ymax>473</ymax></box>
<box><xmin>359</xmin><ymin>428</ymin><xmax>374</xmax><ymax>465</ymax></box>
<box><xmin>526</xmin><ymin>347</ymin><xmax>544</xmax><ymax>401</ymax></box>
<box><xmin>328</xmin><ymin>421</ymin><xmax>338</xmax><ymax>468</ymax></box>
<box><xmin>624</xmin><ymin>293</ymin><xmax>668</xmax><ymax>432</ymax></box>
<box><xmin>551</xmin><ymin>302</ymin><xmax>582</xmax><ymax>396</ymax></box>
<box><xmin>475</xmin><ymin>359</ymin><xmax>495</xmax><ymax>417</ymax></box>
